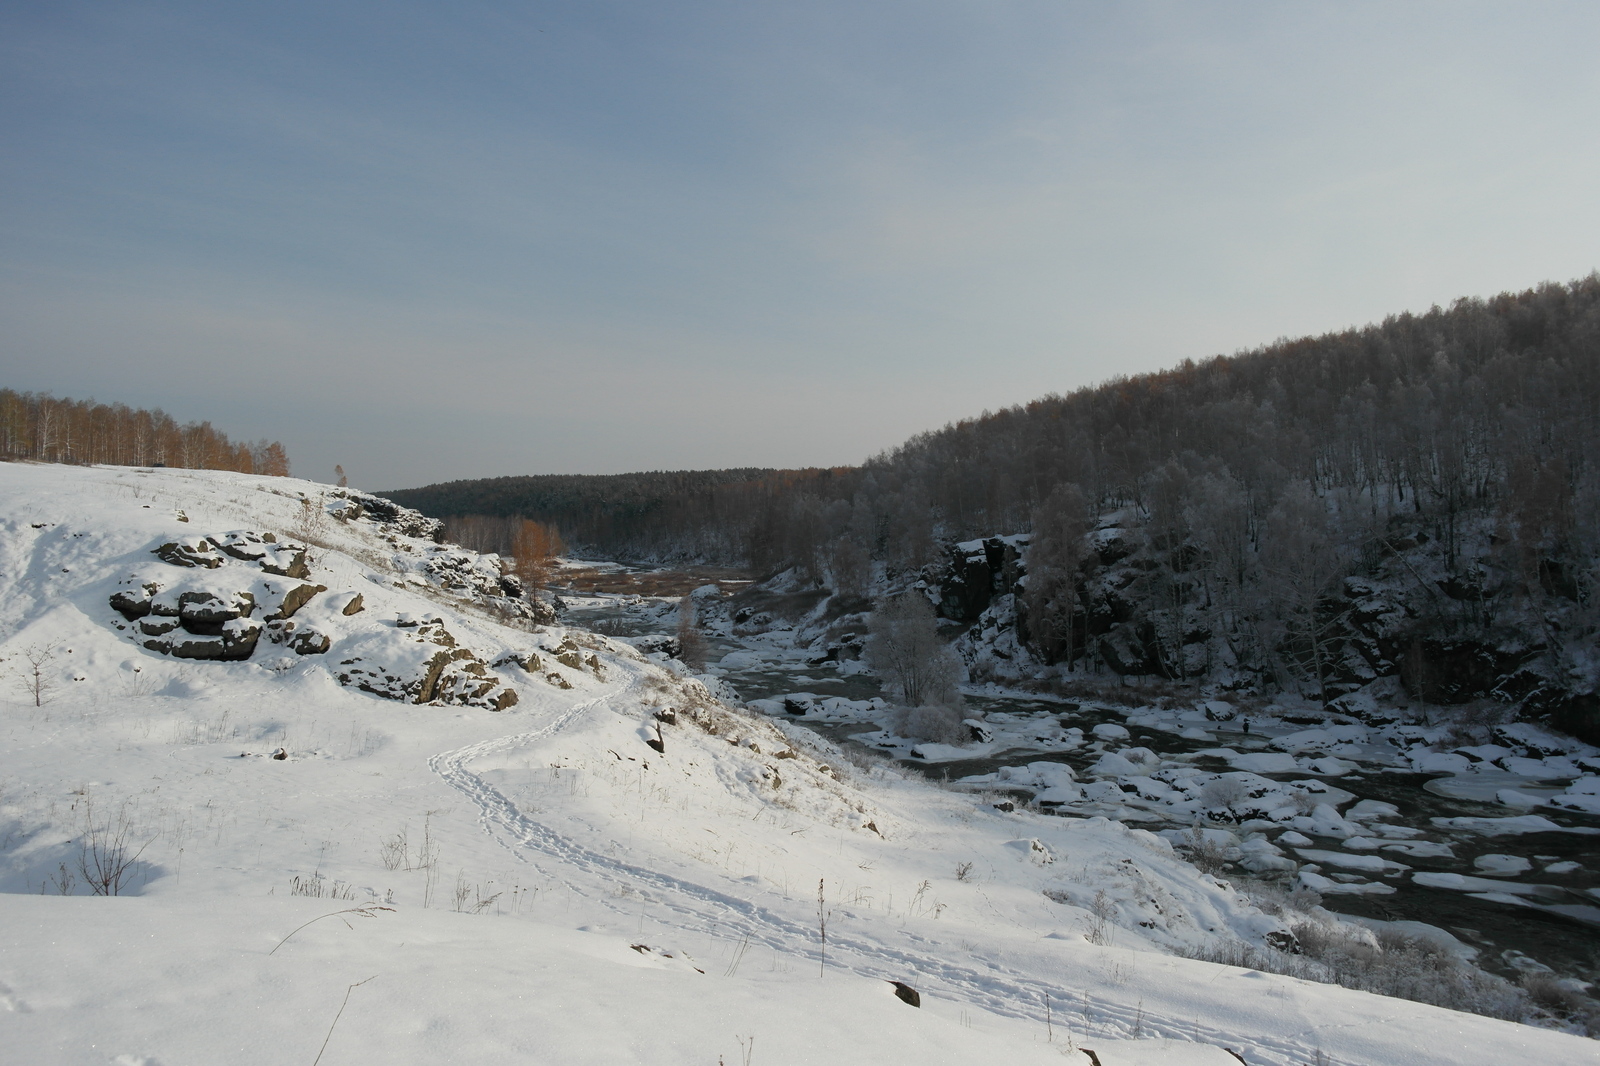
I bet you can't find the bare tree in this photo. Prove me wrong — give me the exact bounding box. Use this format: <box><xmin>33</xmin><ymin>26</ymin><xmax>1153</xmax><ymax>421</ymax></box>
<box><xmin>676</xmin><ymin>596</ymin><xmax>708</xmax><ymax>671</ymax></box>
<box><xmin>18</xmin><ymin>645</ymin><xmax>55</xmax><ymax>707</ymax></box>
<box><xmin>826</xmin><ymin>537</ymin><xmax>872</xmax><ymax>600</ymax></box>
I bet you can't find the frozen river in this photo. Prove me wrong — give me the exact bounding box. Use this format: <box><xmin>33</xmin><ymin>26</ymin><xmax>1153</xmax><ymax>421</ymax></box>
<box><xmin>563</xmin><ymin>579</ymin><xmax>1600</xmax><ymax>989</ymax></box>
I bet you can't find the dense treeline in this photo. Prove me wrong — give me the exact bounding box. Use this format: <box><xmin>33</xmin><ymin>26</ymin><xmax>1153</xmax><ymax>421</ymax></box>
<box><xmin>0</xmin><ymin>389</ymin><xmax>291</xmax><ymax>475</ymax></box>
<box><xmin>440</xmin><ymin>514</ymin><xmax>564</xmax><ymax>585</ymax></box>
<box><xmin>393</xmin><ymin>277</ymin><xmax>1600</xmax><ymax>720</ymax></box>
<box><xmin>388</xmin><ymin>468</ymin><xmax>840</xmax><ymax>562</ymax></box>
<box><xmin>395</xmin><ymin>276</ymin><xmax>1600</xmax><ymax>578</ymax></box>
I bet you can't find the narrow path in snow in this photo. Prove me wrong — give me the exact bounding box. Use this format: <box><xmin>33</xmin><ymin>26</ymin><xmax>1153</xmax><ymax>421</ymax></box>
<box><xmin>427</xmin><ymin>676</ymin><xmax>1358</xmax><ymax>1066</ymax></box>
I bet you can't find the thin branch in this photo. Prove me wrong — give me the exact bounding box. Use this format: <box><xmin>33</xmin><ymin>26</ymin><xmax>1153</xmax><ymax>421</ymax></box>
<box><xmin>270</xmin><ymin>906</ymin><xmax>394</xmax><ymax>956</ymax></box>
<box><xmin>312</xmin><ymin>975</ymin><xmax>377</xmax><ymax>1066</ymax></box>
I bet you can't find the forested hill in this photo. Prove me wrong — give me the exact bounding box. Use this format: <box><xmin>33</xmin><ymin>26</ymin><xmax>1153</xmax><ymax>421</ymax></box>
<box><xmin>385</xmin><ymin>468</ymin><xmax>839</xmax><ymax>562</ymax></box>
<box><xmin>394</xmin><ymin>275</ymin><xmax>1600</xmax><ymax>576</ymax></box>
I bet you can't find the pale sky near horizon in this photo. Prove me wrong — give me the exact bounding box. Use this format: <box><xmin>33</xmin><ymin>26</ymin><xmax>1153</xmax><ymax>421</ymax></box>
<box><xmin>3</xmin><ymin>2</ymin><xmax>1598</xmax><ymax>489</ymax></box>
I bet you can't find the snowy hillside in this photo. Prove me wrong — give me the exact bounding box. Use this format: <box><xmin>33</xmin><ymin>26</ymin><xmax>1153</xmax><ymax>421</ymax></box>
<box><xmin>0</xmin><ymin>464</ymin><xmax>1594</xmax><ymax>1065</ymax></box>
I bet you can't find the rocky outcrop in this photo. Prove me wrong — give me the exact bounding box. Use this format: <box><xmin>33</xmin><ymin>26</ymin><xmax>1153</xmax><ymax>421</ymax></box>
<box><xmin>334</xmin><ymin>619</ymin><xmax>518</xmax><ymax>710</ymax></box>
<box><xmin>211</xmin><ymin>529</ymin><xmax>310</xmax><ymax>578</ymax></box>
<box><xmin>934</xmin><ymin>535</ymin><xmax>1029</xmax><ymax>622</ymax></box>
<box><xmin>111</xmin><ymin>523</ymin><xmax>526</xmax><ymax>711</ymax></box>
<box><xmin>110</xmin><ymin>535</ymin><xmax>326</xmax><ymax>662</ymax></box>
<box><xmin>327</xmin><ymin>488</ymin><xmax>445</xmax><ymax>542</ymax></box>
<box><xmin>153</xmin><ymin>537</ymin><xmax>224</xmax><ymax>569</ymax></box>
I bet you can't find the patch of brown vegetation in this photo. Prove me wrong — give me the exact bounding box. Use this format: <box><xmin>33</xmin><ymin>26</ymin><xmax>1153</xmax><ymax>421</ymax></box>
<box><xmin>554</xmin><ymin>564</ymin><xmax>753</xmax><ymax>598</ymax></box>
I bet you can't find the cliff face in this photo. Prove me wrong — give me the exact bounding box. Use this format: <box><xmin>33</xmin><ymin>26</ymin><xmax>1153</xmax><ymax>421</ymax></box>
<box><xmin>936</xmin><ymin>512</ymin><xmax>1600</xmax><ymax>743</ymax></box>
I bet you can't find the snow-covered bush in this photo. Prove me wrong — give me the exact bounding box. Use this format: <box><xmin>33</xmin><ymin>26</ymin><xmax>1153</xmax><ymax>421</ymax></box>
<box><xmin>888</xmin><ymin>704</ymin><xmax>968</xmax><ymax>745</ymax></box>
<box><xmin>1184</xmin><ymin>913</ymin><xmax>1528</xmax><ymax>1023</ymax></box>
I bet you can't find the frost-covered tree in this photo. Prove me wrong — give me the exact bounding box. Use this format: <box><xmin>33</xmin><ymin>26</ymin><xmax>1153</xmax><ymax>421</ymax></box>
<box><xmin>865</xmin><ymin>592</ymin><xmax>964</xmax><ymax>710</ymax></box>
<box><xmin>826</xmin><ymin>537</ymin><xmax>872</xmax><ymax>600</ymax></box>
<box><xmin>1260</xmin><ymin>481</ymin><xmax>1354</xmax><ymax>705</ymax></box>
<box><xmin>1023</xmin><ymin>482</ymin><xmax>1089</xmax><ymax>668</ymax></box>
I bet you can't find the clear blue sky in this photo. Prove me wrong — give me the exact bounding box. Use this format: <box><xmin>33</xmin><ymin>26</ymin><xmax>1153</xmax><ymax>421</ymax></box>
<box><xmin>3</xmin><ymin>1</ymin><xmax>1598</xmax><ymax>489</ymax></box>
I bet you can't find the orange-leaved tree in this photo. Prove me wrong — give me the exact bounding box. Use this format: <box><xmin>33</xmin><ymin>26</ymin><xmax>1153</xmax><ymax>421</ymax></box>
<box><xmin>512</xmin><ymin>519</ymin><xmax>564</xmax><ymax>589</ymax></box>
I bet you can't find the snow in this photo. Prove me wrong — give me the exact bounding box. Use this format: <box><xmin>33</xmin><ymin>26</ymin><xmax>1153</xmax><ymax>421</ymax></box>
<box><xmin>1</xmin><ymin>464</ymin><xmax>1596</xmax><ymax>1065</ymax></box>
<box><xmin>1431</xmin><ymin>815</ymin><xmax>1600</xmax><ymax>837</ymax></box>
<box><xmin>1294</xmin><ymin>849</ymin><xmax>1411</xmax><ymax>875</ymax></box>
<box><xmin>1082</xmin><ymin>1038</ymin><xmax>1243</xmax><ymax>1064</ymax></box>
<box><xmin>1225</xmin><ymin>752</ymin><xmax>1299</xmax><ymax>774</ymax></box>
<box><xmin>1413</xmin><ymin>873</ymin><xmax>1554</xmax><ymax>896</ymax></box>
<box><xmin>1474</xmin><ymin>854</ymin><xmax>1533</xmax><ymax>876</ymax></box>
<box><xmin>1549</xmin><ymin>777</ymin><xmax>1600</xmax><ymax>815</ymax></box>
<box><xmin>1298</xmin><ymin>870</ymin><xmax>1397</xmax><ymax>896</ymax></box>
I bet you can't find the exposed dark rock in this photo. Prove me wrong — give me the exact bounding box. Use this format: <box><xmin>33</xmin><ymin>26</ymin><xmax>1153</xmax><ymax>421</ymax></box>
<box><xmin>177</xmin><ymin>590</ymin><xmax>255</xmax><ymax>635</ymax></box>
<box><xmin>628</xmin><ymin>634</ymin><xmax>681</xmax><ymax>659</ymax></box>
<box><xmin>258</xmin><ymin>545</ymin><xmax>310</xmax><ymax>579</ymax></box>
<box><xmin>155</xmin><ymin>539</ymin><xmax>223</xmax><ymax>568</ymax></box>
<box><xmin>262</xmin><ymin>581</ymin><xmax>324</xmax><ymax>621</ymax></box>
<box><xmin>149</xmin><ymin>623</ymin><xmax>260</xmax><ymax>661</ymax></box>
<box><xmin>211</xmin><ymin>529</ymin><xmax>279</xmax><ymax>561</ymax></box>
<box><xmin>889</xmin><ymin>981</ymin><xmax>921</xmax><ymax>1007</ymax></box>
<box><xmin>110</xmin><ymin>585</ymin><xmax>157</xmax><ymax>620</ymax></box>
<box><xmin>287</xmin><ymin>627</ymin><xmax>331</xmax><ymax>655</ymax></box>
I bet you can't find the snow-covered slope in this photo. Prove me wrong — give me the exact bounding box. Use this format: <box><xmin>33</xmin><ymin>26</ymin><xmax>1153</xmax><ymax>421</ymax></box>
<box><xmin>0</xmin><ymin>464</ymin><xmax>1592</xmax><ymax>1065</ymax></box>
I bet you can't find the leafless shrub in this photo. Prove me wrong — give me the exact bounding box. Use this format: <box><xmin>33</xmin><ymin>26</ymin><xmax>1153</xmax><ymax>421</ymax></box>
<box><xmin>1183</xmin><ymin>939</ymin><xmax>1326</xmax><ymax>981</ymax></box>
<box><xmin>1290</xmin><ymin>789</ymin><xmax>1322</xmax><ymax>815</ymax></box>
<box><xmin>43</xmin><ymin>862</ymin><xmax>76</xmax><ymax>895</ymax></box>
<box><xmin>955</xmin><ymin>861</ymin><xmax>975</xmax><ymax>882</ymax></box>
<box><xmin>1085</xmin><ymin>889</ymin><xmax>1116</xmax><ymax>945</ymax></box>
<box><xmin>379</xmin><ymin>829</ymin><xmax>408</xmax><ymax>871</ymax></box>
<box><xmin>1441</xmin><ymin>700</ymin><xmax>1517</xmax><ymax>747</ymax></box>
<box><xmin>451</xmin><ymin>870</ymin><xmax>502</xmax><ymax>914</ymax></box>
<box><xmin>866</xmin><ymin>592</ymin><xmax>964</xmax><ymax>710</ymax></box>
<box><xmin>1520</xmin><ymin>972</ymin><xmax>1599</xmax><ymax>1023</ymax></box>
<box><xmin>1179</xmin><ymin>827</ymin><xmax>1230</xmax><ymax>876</ymax></box>
<box><xmin>292</xmin><ymin>494</ymin><xmax>330</xmax><ymax>546</ymax></box>
<box><xmin>1234</xmin><ymin>876</ymin><xmax>1322</xmax><ymax>915</ymax></box>
<box><xmin>77</xmin><ymin>794</ymin><xmax>153</xmax><ymax>896</ymax></box>
<box><xmin>291</xmin><ymin>874</ymin><xmax>356</xmax><ymax>900</ymax></box>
